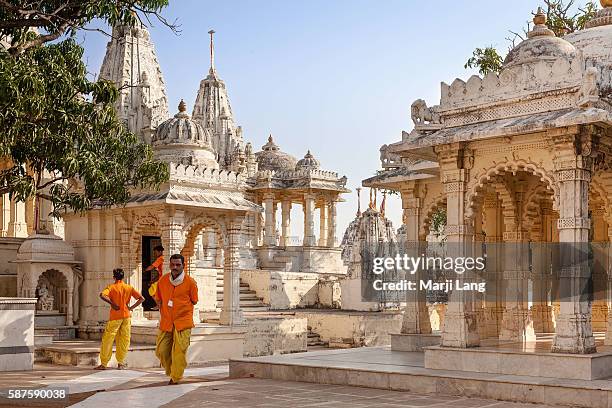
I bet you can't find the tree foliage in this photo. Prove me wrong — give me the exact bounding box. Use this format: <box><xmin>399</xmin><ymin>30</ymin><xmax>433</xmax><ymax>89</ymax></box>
<box><xmin>0</xmin><ymin>0</ymin><xmax>175</xmax><ymax>55</ymax></box>
<box><xmin>0</xmin><ymin>37</ymin><xmax>169</xmax><ymax>218</ymax></box>
<box><xmin>430</xmin><ymin>208</ymin><xmax>446</xmax><ymax>236</ymax></box>
<box><xmin>465</xmin><ymin>0</ymin><xmax>599</xmax><ymax>75</ymax></box>
<box><xmin>464</xmin><ymin>47</ymin><xmax>504</xmax><ymax>76</ymax></box>
<box><xmin>0</xmin><ymin>1</ymin><xmax>173</xmax><ymax>223</ymax></box>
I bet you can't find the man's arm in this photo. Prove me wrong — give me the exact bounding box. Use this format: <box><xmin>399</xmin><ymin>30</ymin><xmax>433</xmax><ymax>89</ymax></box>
<box><xmin>190</xmin><ymin>279</ymin><xmax>199</xmax><ymax>305</ymax></box>
<box><xmin>145</xmin><ymin>257</ymin><xmax>163</xmax><ymax>273</ymax></box>
<box><xmin>128</xmin><ymin>289</ymin><xmax>145</xmax><ymax>311</ymax></box>
<box><xmin>99</xmin><ymin>292</ymin><xmax>120</xmax><ymax>311</ymax></box>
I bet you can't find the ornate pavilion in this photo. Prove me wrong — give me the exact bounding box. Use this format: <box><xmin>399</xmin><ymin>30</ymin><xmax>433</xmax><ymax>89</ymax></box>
<box><xmin>364</xmin><ymin>3</ymin><xmax>612</xmax><ymax>369</ymax></box>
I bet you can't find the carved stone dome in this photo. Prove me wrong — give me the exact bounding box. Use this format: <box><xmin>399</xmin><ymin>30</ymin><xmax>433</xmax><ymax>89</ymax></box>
<box><xmin>504</xmin><ymin>9</ymin><xmax>577</xmax><ymax>67</ymax></box>
<box><xmin>153</xmin><ymin>100</ymin><xmax>218</xmax><ymax>168</ymax></box>
<box><xmin>255</xmin><ymin>135</ymin><xmax>297</xmax><ymax>172</ymax></box>
<box><xmin>295</xmin><ymin>150</ymin><xmax>320</xmax><ymax>170</ymax></box>
<box><xmin>565</xmin><ymin>2</ymin><xmax>612</xmax><ymax>67</ymax></box>
<box><xmin>17</xmin><ymin>233</ymin><xmax>75</xmax><ymax>262</ymax></box>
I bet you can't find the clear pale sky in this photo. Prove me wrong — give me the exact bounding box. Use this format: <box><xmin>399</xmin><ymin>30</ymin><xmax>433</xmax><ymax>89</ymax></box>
<box><xmin>78</xmin><ymin>0</ymin><xmax>573</xmax><ymax>236</ymax></box>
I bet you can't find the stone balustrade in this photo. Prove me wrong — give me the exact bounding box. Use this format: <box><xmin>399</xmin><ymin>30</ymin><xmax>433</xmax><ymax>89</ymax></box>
<box><xmin>440</xmin><ymin>57</ymin><xmax>583</xmax><ymax>110</ymax></box>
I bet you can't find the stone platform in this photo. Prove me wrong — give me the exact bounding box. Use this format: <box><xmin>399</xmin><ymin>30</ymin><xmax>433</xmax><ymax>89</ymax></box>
<box><xmin>36</xmin><ymin>340</ymin><xmax>159</xmax><ymax>368</ymax></box>
<box><xmin>424</xmin><ymin>337</ymin><xmax>612</xmax><ymax>380</ymax></box>
<box><xmin>229</xmin><ymin>345</ymin><xmax>612</xmax><ymax>408</ymax></box>
<box><xmin>391</xmin><ymin>333</ymin><xmax>441</xmax><ymax>351</ymax></box>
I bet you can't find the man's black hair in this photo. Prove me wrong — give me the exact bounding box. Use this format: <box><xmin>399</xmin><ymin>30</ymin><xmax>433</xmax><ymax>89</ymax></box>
<box><xmin>169</xmin><ymin>253</ymin><xmax>185</xmax><ymax>265</ymax></box>
<box><xmin>113</xmin><ymin>268</ymin><xmax>125</xmax><ymax>280</ymax></box>
<box><xmin>153</xmin><ymin>245</ymin><xmax>165</xmax><ymax>252</ymax></box>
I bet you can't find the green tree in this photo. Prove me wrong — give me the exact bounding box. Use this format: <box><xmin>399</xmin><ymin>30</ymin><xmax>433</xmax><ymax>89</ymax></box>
<box><xmin>465</xmin><ymin>0</ymin><xmax>599</xmax><ymax>75</ymax></box>
<box><xmin>464</xmin><ymin>47</ymin><xmax>504</xmax><ymax>76</ymax></box>
<box><xmin>0</xmin><ymin>0</ymin><xmax>175</xmax><ymax>55</ymax></box>
<box><xmin>0</xmin><ymin>1</ymin><xmax>174</xmax><ymax>229</ymax></box>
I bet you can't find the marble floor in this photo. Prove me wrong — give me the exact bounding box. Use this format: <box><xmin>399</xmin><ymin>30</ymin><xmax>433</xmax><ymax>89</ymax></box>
<box><xmin>0</xmin><ymin>362</ymin><xmax>554</xmax><ymax>408</ymax></box>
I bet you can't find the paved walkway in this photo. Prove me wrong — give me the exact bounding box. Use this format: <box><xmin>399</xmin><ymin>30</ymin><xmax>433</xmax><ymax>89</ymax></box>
<box><xmin>0</xmin><ymin>363</ymin><xmax>555</xmax><ymax>407</ymax></box>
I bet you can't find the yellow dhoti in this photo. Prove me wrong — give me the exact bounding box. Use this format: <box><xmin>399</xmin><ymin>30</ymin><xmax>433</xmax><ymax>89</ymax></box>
<box><xmin>99</xmin><ymin>318</ymin><xmax>131</xmax><ymax>366</ymax></box>
<box><xmin>155</xmin><ymin>327</ymin><xmax>191</xmax><ymax>382</ymax></box>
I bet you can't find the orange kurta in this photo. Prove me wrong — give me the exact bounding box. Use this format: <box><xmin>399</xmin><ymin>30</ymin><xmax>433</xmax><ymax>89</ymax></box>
<box><xmin>101</xmin><ymin>281</ymin><xmax>142</xmax><ymax>321</ymax></box>
<box><xmin>151</xmin><ymin>255</ymin><xmax>164</xmax><ymax>276</ymax></box>
<box><xmin>154</xmin><ymin>273</ymin><xmax>198</xmax><ymax>332</ymax></box>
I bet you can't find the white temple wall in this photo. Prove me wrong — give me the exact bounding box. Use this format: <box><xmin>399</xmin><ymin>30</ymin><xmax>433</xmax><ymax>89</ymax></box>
<box><xmin>192</xmin><ymin>267</ymin><xmax>218</xmax><ymax>312</ymax></box>
<box><xmin>65</xmin><ymin>210</ymin><xmax>122</xmax><ymax>329</ymax></box>
<box><xmin>240</xmin><ymin>269</ymin><xmax>320</xmax><ymax>309</ymax></box>
<box><xmin>294</xmin><ymin>310</ymin><xmax>403</xmax><ymax>347</ymax></box>
<box><xmin>0</xmin><ymin>238</ymin><xmax>22</xmax><ymax>297</ymax></box>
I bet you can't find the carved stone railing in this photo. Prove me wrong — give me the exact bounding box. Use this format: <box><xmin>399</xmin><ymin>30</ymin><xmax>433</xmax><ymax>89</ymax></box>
<box><xmin>440</xmin><ymin>57</ymin><xmax>584</xmax><ymax>111</ymax></box>
<box><xmin>169</xmin><ymin>162</ymin><xmax>245</xmax><ymax>184</ymax></box>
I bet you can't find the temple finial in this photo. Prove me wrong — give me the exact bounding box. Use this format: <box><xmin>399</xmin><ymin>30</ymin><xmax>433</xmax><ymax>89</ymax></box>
<box><xmin>178</xmin><ymin>99</ymin><xmax>186</xmax><ymax>112</ymax></box>
<box><xmin>208</xmin><ymin>29</ymin><xmax>216</xmax><ymax>73</ymax></box>
<box><xmin>356</xmin><ymin>187</ymin><xmax>362</xmax><ymax>217</ymax></box>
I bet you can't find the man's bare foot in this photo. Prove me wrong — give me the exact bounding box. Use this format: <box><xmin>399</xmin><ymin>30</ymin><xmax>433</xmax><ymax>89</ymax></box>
<box><xmin>117</xmin><ymin>363</ymin><xmax>127</xmax><ymax>370</ymax></box>
<box><xmin>168</xmin><ymin>379</ymin><xmax>178</xmax><ymax>385</ymax></box>
<box><xmin>94</xmin><ymin>365</ymin><xmax>106</xmax><ymax>370</ymax></box>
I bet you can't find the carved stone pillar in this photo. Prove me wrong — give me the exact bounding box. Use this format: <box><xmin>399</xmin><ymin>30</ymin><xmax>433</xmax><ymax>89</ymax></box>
<box><xmin>483</xmin><ymin>193</ymin><xmax>502</xmax><ymax>338</ymax></box>
<box><xmin>318</xmin><ymin>201</ymin><xmax>328</xmax><ymax>247</ymax></box>
<box><xmin>280</xmin><ymin>198</ymin><xmax>291</xmax><ymax>247</ymax></box>
<box><xmin>263</xmin><ymin>194</ymin><xmax>276</xmax><ymax>246</ymax></box>
<box><xmin>551</xmin><ymin>130</ymin><xmax>595</xmax><ymax>354</ymax></box>
<box><xmin>8</xmin><ymin>198</ymin><xmax>27</xmax><ymax>237</ymax></box>
<box><xmin>220</xmin><ymin>217</ymin><xmax>245</xmax><ymax>326</ymax></box>
<box><xmin>531</xmin><ymin>231</ymin><xmax>555</xmax><ymax>334</ymax></box>
<box><xmin>0</xmin><ymin>194</ymin><xmax>8</xmax><ymax>237</ymax></box>
<box><xmin>499</xmin><ymin>183</ymin><xmax>535</xmax><ymax>342</ymax></box>
<box><xmin>603</xmin><ymin>230</ymin><xmax>612</xmax><ymax>345</ymax></box>
<box><xmin>400</xmin><ymin>185</ymin><xmax>431</xmax><ymax>335</ymax></box>
<box><xmin>160</xmin><ymin>208</ymin><xmax>186</xmax><ymax>274</ymax></box>
<box><xmin>591</xmin><ymin>209</ymin><xmax>608</xmax><ymax>332</ymax></box>
<box><xmin>438</xmin><ymin>145</ymin><xmax>479</xmax><ymax>348</ymax></box>
<box><xmin>303</xmin><ymin>193</ymin><xmax>316</xmax><ymax>247</ymax></box>
<box><xmin>472</xmin><ymin>208</ymin><xmax>488</xmax><ymax>340</ymax></box>
<box><xmin>327</xmin><ymin>199</ymin><xmax>337</xmax><ymax>247</ymax></box>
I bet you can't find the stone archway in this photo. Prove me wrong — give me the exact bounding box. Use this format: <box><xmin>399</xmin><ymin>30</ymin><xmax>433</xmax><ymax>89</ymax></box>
<box><xmin>180</xmin><ymin>214</ymin><xmax>245</xmax><ymax>326</ymax></box>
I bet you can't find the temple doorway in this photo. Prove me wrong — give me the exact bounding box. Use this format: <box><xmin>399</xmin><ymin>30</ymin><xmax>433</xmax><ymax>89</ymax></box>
<box><xmin>142</xmin><ymin>235</ymin><xmax>162</xmax><ymax>311</ymax></box>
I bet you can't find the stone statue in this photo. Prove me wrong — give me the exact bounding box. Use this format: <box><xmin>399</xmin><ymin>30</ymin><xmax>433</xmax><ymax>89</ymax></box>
<box><xmin>379</xmin><ymin>144</ymin><xmax>401</xmax><ymax>168</ymax></box>
<box><xmin>37</xmin><ymin>284</ymin><xmax>54</xmax><ymax>311</ymax></box>
<box><xmin>578</xmin><ymin>67</ymin><xmax>599</xmax><ymax>107</ymax></box>
<box><xmin>411</xmin><ymin>99</ymin><xmax>441</xmax><ymax>126</ymax></box>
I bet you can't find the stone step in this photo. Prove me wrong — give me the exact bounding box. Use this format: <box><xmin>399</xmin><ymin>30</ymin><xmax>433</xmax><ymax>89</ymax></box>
<box><xmin>226</xmin><ymin>306</ymin><xmax>270</xmax><ymax>313</ymax></box>
<box><xmin>216</xmin><ymin>281</ymin><xmax>250</xmax><ymax>287</ymax></box>
<box><xmin>35</xmin><ymin>312</ymin><xmax>66</xmax><ymax>327</ymax></box>
<box><xmin>35</xmin><ymin>326</ymin><xmax>77</xmax><ymax>341</ymax></box>
<box><xmin>34</xmin><ymin>334</ymin><xmax>54</xmax><ymax>346</ymax></box>
<box><xmin>37</xmin><ymin>341</ymin><xmax>158</xmax><ymax>368</ymax></box>
<box><xmin>233</xmin><ymin>299</ymin><xmax>268</xmax><ymax>307</ymax></box>
<box><xmin>306</xmin><ymin>328</ymin><xmax>328</xmax><ymax>348</ymax></box>
<box><xmin>217</xmin><ymin>293</ymin><xmax>261</xmax><ymax>301</ymax></box>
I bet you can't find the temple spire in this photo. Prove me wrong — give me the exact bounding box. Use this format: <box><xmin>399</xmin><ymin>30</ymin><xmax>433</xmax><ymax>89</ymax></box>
<box><xmin>208</xmin><ymin>29</ymin><xmax>216</xmax><ymax>75</ymax></box>
<box><xmin>356</xmin><ymin>187</ymin><xmax>362</xmax><ymax>217</ymax></box>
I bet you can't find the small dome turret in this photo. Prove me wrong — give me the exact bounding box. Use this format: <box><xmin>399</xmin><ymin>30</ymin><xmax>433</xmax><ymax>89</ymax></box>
<box><xmin>255</xmin><ymin>135</ymin><xmax>298</xmax><ymax>172</ymax></box>
<box><xmin>504</xmin><ymin>8</ymin><xmax>577</xmax><ymax>67</ymax></box>
<box><xmin>565</xmin><ymin>1</ymin><xmax>612</xmax><ymax>67</ymax></box>
<box><xmin>295</xmin><ymin>150</ymin><xmax>320</xmax><ymax>170</ymax></box>
<box><xmin>152</xmin><ymin>100</ymin><xmax>218</xmax><ymax>168</ymax></box>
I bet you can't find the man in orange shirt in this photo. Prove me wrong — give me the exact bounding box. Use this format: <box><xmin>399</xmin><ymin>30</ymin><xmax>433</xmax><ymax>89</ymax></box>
<box><xmin>154</xmin><ymin>254</ymin><xmax>198</xmax><ymax>384</ymax></box>
<box><xmin>95</xmin><ymin>268</ymin><xmax>144</xmax><ymax>370</ymax></box>
<box><xmin>146</xmin><ymin>245</ymin><xmax>165</xmax><ymax>278</ymax></box>
<box><xmin>145</xmin><ymin>245</ymin><xmax>164</xmax><ymax>310</ymax></box>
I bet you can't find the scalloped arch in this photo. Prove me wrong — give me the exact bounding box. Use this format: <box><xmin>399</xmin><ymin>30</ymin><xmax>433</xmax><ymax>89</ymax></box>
<box><xmin>466</xmin><ymin>159</ymin><xmax>558</xmax><ymax>213</ymax></box>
